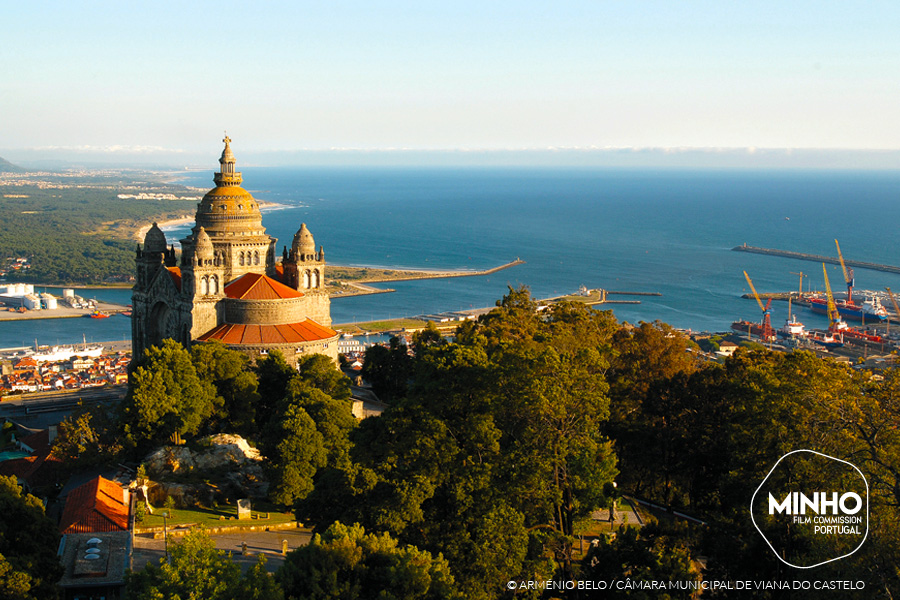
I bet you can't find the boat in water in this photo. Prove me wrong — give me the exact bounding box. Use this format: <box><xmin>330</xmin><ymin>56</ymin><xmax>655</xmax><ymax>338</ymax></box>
<box><xmin>808</xmin><ymin>294</ymin><xmax>888</xmax><ymax>323</ymax></box>
<box><xmin>88</xmin><ymin>310</ymin><xmax>111</xmax><ymax>319</ymax></box>
<box><xmin>29</xmin><ymin>344</ymin><xmax>103</xmax><ymax>363</ymax></box>
<box><xmin>778</xmin><ymin>298</ymin><xmax>806</xmax><ymax>338</ymax></box>
<box><xmin>807</xmin><ymin>331</ymin><xmax>844</xmax><ymax>349</ymax></box>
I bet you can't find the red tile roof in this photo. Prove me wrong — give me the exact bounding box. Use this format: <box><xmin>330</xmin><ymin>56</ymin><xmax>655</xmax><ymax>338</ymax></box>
<box><xmin>225</xmin><ymin>273</ymin><xmax>303</xmax><ymax>300</ymax></box>
<box><xmin>166</xmin><ymin>267</ymin><xmax>182</xmax><ymax>291</ymax></box>
<box><xmin>0</xmin><ymin>456</ymin><xmax>40</xmax><ymax>481</ymax></box>
<box><xmin>59</xmin><ymin>476</ymin><xmax>129</xmax><ymax>534</ymax></box>
<box><xmin>19</xmin><ymin>429</ymin><xmax>51</xmax><ymax>455</ymax></box>
<box><xmin>14</xmin><ymin>356</ymin><xmax>37</xmax><ymax>369</ymax></box>
<box><xmin>197</xmin><ymin>319</ymin><xmax>338</xmax><ymax>345</ymax></box>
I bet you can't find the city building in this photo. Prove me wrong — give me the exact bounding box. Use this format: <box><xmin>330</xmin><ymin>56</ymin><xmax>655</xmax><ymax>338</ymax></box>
<box><xmin>131</xmin><ymin>137</ymin><xmax>339</xmax><ymax>365</ymax></box>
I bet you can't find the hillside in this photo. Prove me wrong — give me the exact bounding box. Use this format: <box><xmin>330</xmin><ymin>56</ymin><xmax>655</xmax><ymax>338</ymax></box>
<box><xmin>0</xmin><ymin>156</ymin><xmax>25</xmax><ymax>173</ymax></box>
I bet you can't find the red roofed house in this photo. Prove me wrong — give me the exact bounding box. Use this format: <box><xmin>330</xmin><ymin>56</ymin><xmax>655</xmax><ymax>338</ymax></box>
<box><xmin>0</xmin><ymin>427</ymin><xmax>61</xmax><ymax>494</ymax></box>
<box><xmin>131</xmin><ymin>137</ymin><xmax>339</xmax><ymax>365</ymax></box>
<box><xmin>59</xmin><ymin>476</ymin><xmax>130</xmax><ymax>534</ymax></box>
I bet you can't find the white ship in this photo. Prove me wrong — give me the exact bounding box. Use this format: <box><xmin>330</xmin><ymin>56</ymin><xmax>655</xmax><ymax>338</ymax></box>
<box><xmin>30</xmin><ymin>344</ymin><xmax>104</xmax><ymax>363</ymax></box>
<box><xmin>28</xmin><ymin>336</ymin><xmax>103</xmax><ymax>362</ymax></box>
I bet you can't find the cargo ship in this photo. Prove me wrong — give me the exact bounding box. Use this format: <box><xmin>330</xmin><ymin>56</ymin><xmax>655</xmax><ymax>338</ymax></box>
<box><xmin>778</xmin><ymin>314</ymin><xmax>806</xmax><ymax>338</ymax></box>
<box><xmin>778</xmin><ymin>298</ymin><xmax>806</xmax><ymax>338</ymax></box>
<box><xmin>807</xmin><ymin>331</ymin><xmax>844</xmax><ymax>349</ymax></box>
<box><xmin>807</xmin><ymin>294</ymin><xmax>887</xmax><ymax>322</ymax></box>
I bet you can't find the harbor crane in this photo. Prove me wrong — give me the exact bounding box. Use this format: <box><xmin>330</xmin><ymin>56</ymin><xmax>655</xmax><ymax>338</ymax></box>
<box><xmin>743</xmin><ymin>270</ymin><xmax>775</xmax><ymax>341</ymax></box>
<box><xmin>790</xmin><ymin>271</ymin><xmax>807</xmax><ymax>296</ymax></box>
<box><xmin>822</xmin><ymin>263</ymin><xmax>847</xmax><ymax>339</ymax></box>
<box><xmin>834</xmin><ymin>239</ymin><xmax>855</xmax><ymax>303</ymax></box>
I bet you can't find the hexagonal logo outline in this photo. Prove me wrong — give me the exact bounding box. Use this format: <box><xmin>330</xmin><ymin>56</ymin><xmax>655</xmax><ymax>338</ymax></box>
<box><xmin>750</xmin><ymin>449</ymin><xmax>869</xmax><ymax>569</ymax></box>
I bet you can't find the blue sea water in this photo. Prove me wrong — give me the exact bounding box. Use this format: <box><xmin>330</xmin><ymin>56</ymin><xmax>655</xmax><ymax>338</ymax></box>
<box><xmin>3</xmin><ymin>167</ymin><xmax>900</xmax><ymax>347</ymax></box>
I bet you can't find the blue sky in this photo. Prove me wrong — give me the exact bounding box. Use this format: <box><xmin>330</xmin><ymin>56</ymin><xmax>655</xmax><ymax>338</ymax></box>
<box><xmin>3</xmin><ymin>1</ymin><xmax>900</xmax><ymax>165</ymax></box>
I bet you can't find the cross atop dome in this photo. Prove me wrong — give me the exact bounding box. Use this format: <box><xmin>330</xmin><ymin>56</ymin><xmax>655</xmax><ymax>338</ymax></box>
<box><xmin>214</xmin><ymin>133</ymin><xmax>241</xmax><ymax>186</ymax></box>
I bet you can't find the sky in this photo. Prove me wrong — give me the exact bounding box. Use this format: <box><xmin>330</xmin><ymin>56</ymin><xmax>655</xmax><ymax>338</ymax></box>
<box><xmin>3</xmin><ymin>1</ymin><xmax>900</xmax><ymax>166</ymax></box>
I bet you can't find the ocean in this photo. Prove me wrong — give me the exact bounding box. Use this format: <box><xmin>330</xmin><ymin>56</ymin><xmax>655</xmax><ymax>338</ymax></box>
<box><xmin>3</xmin><ymin>167</ymin><xmax>900</xmax><ymax>348</ymax></box>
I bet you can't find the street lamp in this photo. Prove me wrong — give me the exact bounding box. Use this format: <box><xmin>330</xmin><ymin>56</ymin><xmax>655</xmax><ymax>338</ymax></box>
<box><xmin>162</xmin><ymin>511</ymin><xmax>170</xmax><ymax>563</ymax></box>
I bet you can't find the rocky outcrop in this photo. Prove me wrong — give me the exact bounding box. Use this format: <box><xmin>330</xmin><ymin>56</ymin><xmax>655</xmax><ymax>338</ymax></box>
<box><xmin>143</xmin><ymin>434</ymin><xmax>268</xmax><ymax>506</ymax></box>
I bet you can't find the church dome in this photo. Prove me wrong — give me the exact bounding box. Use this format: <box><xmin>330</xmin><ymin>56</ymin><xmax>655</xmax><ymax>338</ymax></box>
<box><xmin>143</xmin><ymin>223</ymin><xmax>168</xmax><ymax>253</ymax></box>
<box><xmin>292</xmin><ymin>223</ymin><xmax>315</xmax><ymax>257</ymax></box>
<box><xmin>194</xmin><ymin>136</ymin><xmax>266</xmax><ymax>236</ymax></box>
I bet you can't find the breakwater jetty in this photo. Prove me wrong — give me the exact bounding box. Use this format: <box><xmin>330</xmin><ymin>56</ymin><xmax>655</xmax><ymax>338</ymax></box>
<box><xmin>733</xmin><ymin>244</ymin><xmax>900</xmax><ymax>275</ymax></box>
<box><xmin>330</xmin><ymin>259</ymin><xmax>526</xmax><ymax>298</ymax></box>
<box><xmin>370</xmin><ymin>258</ymin><xmax>526</xmax><ymax>283</ymax></box>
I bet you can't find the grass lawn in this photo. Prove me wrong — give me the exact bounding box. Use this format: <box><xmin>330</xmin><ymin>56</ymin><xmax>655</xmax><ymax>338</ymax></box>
<box><xmin>140</xmin><ymin>502</ymin><xmax>295</xmax><ymax>529</ymax></box>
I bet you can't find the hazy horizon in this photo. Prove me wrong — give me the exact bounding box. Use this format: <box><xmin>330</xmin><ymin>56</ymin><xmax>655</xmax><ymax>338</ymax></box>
<box><xmin>4</xmin><ymin>1</ymin><xmax>900</xmax><ymax>169</ymax></box>
<box><xmin>4</xmin><ymin>146</ymin><xmax>900</xmax><ymax>171</ymax></box>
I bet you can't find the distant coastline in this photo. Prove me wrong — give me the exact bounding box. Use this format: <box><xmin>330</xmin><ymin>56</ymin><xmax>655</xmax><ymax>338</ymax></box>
<box><xmin>133</xmin><ymin>201</ymin><xmax>286</xmax><ymax>242</ymax></box>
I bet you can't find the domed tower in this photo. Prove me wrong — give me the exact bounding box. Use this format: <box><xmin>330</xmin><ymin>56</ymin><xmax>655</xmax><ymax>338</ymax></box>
<box><xmin>132</xmin><ymin>223</ymin><xmax>181</xmax><ymax>358</ymax></box>
<box><xmin>283</xmin><ymin>223</ymin><xmax>326</xmax><ymax>292</ymax></box>
<box><xmin>282</xmin><ymin>222</ymin><xmax>331</xmax><ymax>326</ymax></box>
<box><xmin>180</xmin><ymin>226</ymin><xmax>224</xmax><ymax>339</ymax></box>
<box><xmin>186</xmin><ymin>136</ymin><xmax>277</xmax><ymax>282</ymax></box>
<box><xmin>135</xmin><ymin>223</ymin><xmax>176</xmax><ymax>288</ymax></box>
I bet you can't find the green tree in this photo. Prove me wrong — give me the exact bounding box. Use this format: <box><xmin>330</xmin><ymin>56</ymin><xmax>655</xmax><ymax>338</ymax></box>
<box><xmin>411</xmin><ymin>321</ymin><xmax>446</xmax><ymax>359</ymax></box>
<box><xmin>255</xmin><ymin>350</ymin><xmax>298</xmax><ymax>428</ymax></box>
<box><xmin>238</xmin><ymin>555</ymin><xmax>285</xmax><ymax>600</ymax></box>
<box><xmin>582</xmin><ymin>525</ymin><xmax>700</xmax><ymax>599</ymax></box>
<box><xmin>281</xmin><ymin>382</ymin><xmax>356</xmax><ymax>470</ymax></box>
<box><xmin>0</xmin><ymin>476</ymin><xmax>62</xmax><ymax>600</ymax></box>
<box><xmin>192</xmin><ymin>341</ymin><xmax>261</xmax><ymax>435</ymax></box>
<box><xmin>301</xmin><ymin>289</ymin><xmax>618</xmax><ymax>593</ymax></box>
<box><xmin>276</xmin><ymin>522</ymin><xmax>460</xmax><ymax>600</ymax></box>
<box><xmin>295</xmin><ymin>354</ymin><xmax>351</xmax><ymax>403</ymax></box>
<box><xmin>120</xmin><ymin>340</ymin><xmax>220</xmax><ymax>451</ymax></box>
<box><xmin>267</xmin><ymin>405</ymin><xmax>327</xmax><ymax>508</ymax></box>
<box><xmin>51</xmin><ymin>404</ymin><xmax>120</xmax><ymax>470</ymax></box>
<box><xmin>361</xmin><ymin>337</ymin><xmax>411</xmax><ymax>401</ymax></box>
<box><xmin>127</xmin><ymin>528</ymin><xmax>279</xmax><ymax>600</ymax></box>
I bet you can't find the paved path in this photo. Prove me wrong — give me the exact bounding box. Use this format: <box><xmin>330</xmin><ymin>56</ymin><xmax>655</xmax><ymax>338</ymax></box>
<box><xmin>133</xmin><ymin>528</ymin><xmax>314</xmax><ymax>573</ymax></box>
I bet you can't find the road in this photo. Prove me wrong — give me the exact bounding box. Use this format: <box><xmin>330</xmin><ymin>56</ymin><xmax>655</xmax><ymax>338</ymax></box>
<box><xmin>133</xmin><ymin>528</ymin><xmax>314</xmax><ymax>573</ymax></box>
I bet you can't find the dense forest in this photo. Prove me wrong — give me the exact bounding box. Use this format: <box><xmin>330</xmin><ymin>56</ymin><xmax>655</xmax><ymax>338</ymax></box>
<box><xmin>16</xmin><ymin>289</ymin><xmax>898</xmax><ymax>598</ymax></box>
<box><xmin>0</xmin><ymin>173</ymin><xmax>196</xmax><ymax>284</ymax></box>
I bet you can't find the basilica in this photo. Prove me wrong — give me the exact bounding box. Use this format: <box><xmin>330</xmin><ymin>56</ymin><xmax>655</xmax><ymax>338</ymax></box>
<box><xmin>131</xmin><ymin>137</ymin><xmax>339</xmax><ymax>364</ymax></box>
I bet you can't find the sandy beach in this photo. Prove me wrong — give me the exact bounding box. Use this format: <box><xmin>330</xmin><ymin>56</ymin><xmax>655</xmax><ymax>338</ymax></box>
<box><xmin>132</xmin><ymin>201</ymin><xmax>286</xmax><ymax>242</ymax></box>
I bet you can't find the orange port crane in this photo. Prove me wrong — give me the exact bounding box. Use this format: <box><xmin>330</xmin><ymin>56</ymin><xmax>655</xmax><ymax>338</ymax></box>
<box><xmin>835</xmin><ymin>239</ymin><xmax>854</xmax><ymax>303</ymax></box>
<box><xmin>743</xmin><ymin>270</ymin><xmax>775</xmax><ymax>341</ymax></box>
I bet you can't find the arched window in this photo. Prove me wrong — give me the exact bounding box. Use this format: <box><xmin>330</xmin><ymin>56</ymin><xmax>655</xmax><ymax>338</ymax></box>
<box><xmin>211</xmin><ymin>275</ymin><xmax>219</xmax><ymax>295</ymax></box>
<box><xmin>303</xmin><ymin>270</ymin><xmax>310</xmax><ymax>289</ymax></box>
<box><xmin>312</xmin><ymin>270</ymin><xmax>320</xmax><ymax>288</ymax></box>
<box><xmin>200</xmin><ymin>276</ymin><xmax>208</xmax><ymax>295</ymax></box>
<box><xmin>254</xmin><ymin>251</ymin><xmax>260</xmax><ymax>265</ymax></box>
<box><xmin>239</xmin><ymin>252</ymin><xmax>245</xmax><ymax>266</ymax></box>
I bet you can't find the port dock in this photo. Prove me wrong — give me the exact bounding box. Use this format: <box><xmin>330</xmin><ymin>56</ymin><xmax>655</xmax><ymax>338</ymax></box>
<box><xmin>733</xmin><ymin>244</ymin><xmax>900</xmax><ymax>275</ymax></box>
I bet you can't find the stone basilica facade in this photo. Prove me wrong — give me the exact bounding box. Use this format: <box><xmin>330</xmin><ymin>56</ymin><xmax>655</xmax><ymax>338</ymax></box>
<box><xmin>132</xmin><ymin>137</ymin><xmax>339</xmax><ymax>364</ymax></box>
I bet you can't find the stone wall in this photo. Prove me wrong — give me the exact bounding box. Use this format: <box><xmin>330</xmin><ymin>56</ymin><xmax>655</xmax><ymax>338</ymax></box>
<box><xmin>223</xmin><ymin>296</ymin><xmax>310</xmax><ymax>325</ymax></box>
<box><xmin>227</xmin><ymin>337</ymin><xmax>340</xmax><ymax>366</ymax></box>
